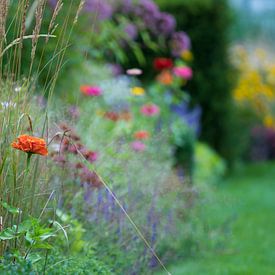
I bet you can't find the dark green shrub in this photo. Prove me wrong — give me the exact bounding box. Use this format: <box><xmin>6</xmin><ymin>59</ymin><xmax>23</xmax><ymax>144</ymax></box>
<box><xmin>156</xmin><ymin>0</ymin><xmax>238</xmax><ymax>163</ymax></box>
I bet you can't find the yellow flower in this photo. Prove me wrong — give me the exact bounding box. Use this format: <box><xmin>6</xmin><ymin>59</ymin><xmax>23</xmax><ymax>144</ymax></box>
<box><xmin>131</xmin><ymin>86</ymin><xmax>145</xmax><ymax>96</ymax></box>
<box><xmin>181</xmin><ymin>50</ymin><xmax>193</xmax><ymax>61</ymax></box>
<box><xmin>264</xmin><ymin>115</ymin><xmax>274</xmax><ymax>128</ymax></box>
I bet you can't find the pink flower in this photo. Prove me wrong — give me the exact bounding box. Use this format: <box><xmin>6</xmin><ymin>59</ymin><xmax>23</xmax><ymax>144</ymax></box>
<box><xmin>131</xmin><ymin>141</ymin><xmax>146</xmax><ymax>152</ymax></box>
<box><xmin>82</xmin><ymin>150</ymin><xmax>99</xmax><ymax>163</ymax></box>
<box><xmin>80</xmin><ymin>85</ymin><xmax>102</xmax><ymax>96</ymax></box>
<box><xmin>140</xmin><ymin>104</ymin><xmax>160</xmax><ymax>117</ymax></box>
<box><xmin>173</xmin><ymin>66</ymin><xmax>193</xmax><ymax>80</ymax></box>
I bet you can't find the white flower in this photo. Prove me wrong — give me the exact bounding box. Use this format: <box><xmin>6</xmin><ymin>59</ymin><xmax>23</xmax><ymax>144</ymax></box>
<box><xmin>14</xmin><ymin>86</ymin><xmax>22</xmax><ymax>93</ymax></box>
<box><xmin>126</xmin><ymin>68</ymin><xmax>143</xmax><ymax>76</ymax></box>
<box><xmin>1</xmin><ymin>101</ymin><xmax>17</xmax><ymax>109</ymax></box>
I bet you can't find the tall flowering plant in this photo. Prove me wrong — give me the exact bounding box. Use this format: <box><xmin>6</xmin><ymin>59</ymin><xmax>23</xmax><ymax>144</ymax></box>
<box><xmin>232</xmin><ymin>46</ymin><xmax>275</xmax><ymax>129</ymax></box>
<box><xmin>47</xmin><ymin>0</ymin><xmax>192</xmax><ymax>73</ymax></box>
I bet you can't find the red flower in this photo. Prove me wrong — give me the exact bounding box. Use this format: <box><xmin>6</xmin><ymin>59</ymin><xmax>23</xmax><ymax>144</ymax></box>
<box><xmin>153</xmin><ymin>58</ymin><xmax>173</xmax><ymax>71</ymax></box>
<box><xmin>134</xmin><ymin>131</ymin><xmax>150</xmax><ymax>140</ymax></box>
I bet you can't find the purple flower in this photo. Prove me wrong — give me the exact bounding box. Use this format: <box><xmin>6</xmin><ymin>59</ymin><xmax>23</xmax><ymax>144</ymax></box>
<box><xmin>124</xmin><ymin>23</ymin><xmax>138</xmax><ymax>40</ymax></box>
<box><xmin>157</xmin><ymin>12</ymin><xmax>176</xmax><ymax>36</ymax></box>
<box><xmin>171</xmin><ymin>101</ymin><xmax>202</xmax><ymax>136</ymax></box>
<box><xmin>69</xmin><ymin>105</ymin><xmax>80</xmax><ymax>119</ymax></box>
<box><xmin>134</xmin><ymin>0</ymin><xmax>161</xmax><ymax>33</ymax></box>
<box><xmin>49</xmin><ymin>0</ymin><xmax>113</xmax><ymax>20</ymax></box>
<box><xmin>170</xmin><ymin>31</ymin><xmax>191</xmax><ymax>57</ymax></box>
<box><xmin>107</xmin><ymin>63</ymin><xmax>123</xmax><ymax>76</ymax></box>
<box><xmin>96</xmin><ymin>189</ymin><xmax>103</xmax><ymax>208</ymax></box>
<box><xmin>131</xmin><ymin>141</ymin><xmax>146</xmax><ymax>152</ymax></box>
<box><xmin>114</xmin><ymin>0</ymin><xmax>134</xmax><ymax>13</ymax></box>
<box><xmin>84</xmin><ymin>0</ymin><xmax>113</xmax><ymax>20</ymax></box>
<box><xmin>47</xmin><ymin>0</ymin><xmax>57</xmax><ymax>8</ymax></box>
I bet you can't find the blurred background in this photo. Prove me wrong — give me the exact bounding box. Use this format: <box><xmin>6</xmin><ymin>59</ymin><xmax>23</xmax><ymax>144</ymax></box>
<box><xmin>1</xmin><ymin>0</ymin><xmax>275</xmax><ymax>274</ymax></box>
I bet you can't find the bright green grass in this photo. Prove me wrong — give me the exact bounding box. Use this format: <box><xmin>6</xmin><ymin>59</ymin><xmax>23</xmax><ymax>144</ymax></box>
<box><xmin>160</xmin><ymin>162</ymin><xmax>275</xmax><ymax>275</ymax></box>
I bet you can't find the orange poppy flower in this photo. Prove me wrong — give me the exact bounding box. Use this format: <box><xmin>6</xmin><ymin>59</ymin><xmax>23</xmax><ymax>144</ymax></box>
<box><xmin>134</xmin><ymin>131</ymin><xmax>150</xmax><ymax>140</ymax></box>
<box><xmin>11</xmin><ymin>135</ymin><xmax>48</xmax><ymax>156</ymax></box>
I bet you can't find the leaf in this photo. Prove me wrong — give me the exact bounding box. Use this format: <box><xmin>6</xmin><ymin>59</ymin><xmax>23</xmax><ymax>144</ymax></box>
<box><xmin>26</xmin><ymin>253</ymin><xmax>42</xmax><ymax>264</ymax></box>
<box><xmin>140</xmin><ymin>31</ymin><xmax>159</xmax><ymax>52</ymax></box>
<box><xmin>32</xmin><ymin>242</ymin><xmax>53</xmax><ymax>250</ymax></box>
<box><xmin>25</xmin><ymin>231</ymin><xmax>34</xmax><ymax>244</ymax></box>
<box><xmin>52</xmin><ymin>220</ymin><xmax>69</xmax><ymax>245</ymax></box>
<box><xmin>17</xmin><ymin>219</ymin><xmax>33</xmax><ymax>233</ymax></box>
<box><xmin>0</xmin><ymin>228</ymin><xmax>16</xmax><ymax>240</ymax></box>
<box><xmin>131</xmin><ymin>44</ymin><xmax>146</xmax><ymax>65</ymax></box>
<box><xmin>39</xmin><ymin>232</ymin><xmax>56</xmax><ymax>241</ymax></box>
<box><xmin>1</xmin><ymin>202</ymin><xmax>21</xmax><ymax>215</ymax></box>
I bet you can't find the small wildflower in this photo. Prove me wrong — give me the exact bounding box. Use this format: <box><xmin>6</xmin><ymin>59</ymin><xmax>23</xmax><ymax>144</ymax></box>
<box><xmin>170</xmin><ymin>31</ymin><xmax>191</xmax><ymax>57</ymax></box>
<box><xmin>181</xmin><ymin>50</ymin><xmax>193</xmax><ymax>61</ymax></box>
<box><xmin>104</xmin><ymin>111</ymin><xmax>120</xmax><ymax>121</ymax></box>
<box><xmin>69</xmin><ymin>105</ymin><xmax>80</xmax><ymax>119</ymax></box>
<box><xmin>126</xmin><ymin>68</ymin><xmax>143</xmax><ymax>76</ymax></box>
<box><xmin>157</xmin><ymin>70</ymin><xmax>173</xmax><ymax>85</ymax></box>
<box><xmin>80</xmin><ymin>85</ymin><xmax>102</xmax><ymax>96</ymax></box>
<box><xmin>82</xmin><ymin>150</ymin><xmax>98</xmax><ymax>163</ymax></box>
<box><xmin>14</xmin><ymin>86</ymin><xmax>22</xmax><ymax>93</ymax></box>
<box><xmin>264</xmin><ymin>115</ymin><xmax>274</xmax><ymax>128</ymax></box>
<box><xmin>153</xmin><ymin>57</ymin><xmax>173</xmax><ymax>71</ymax></box>
<box><xmin>131</xmin><ymin>86</ymin><xmax>145</xmax><ymax>96</ymax></box>
<box><xmin>53</xmin><ymin>155</ymin><xmax>66</xmax><ymax>166</ymax></box>
<box><xmin>140</xmin><ymin>104</ymin><xmax>160</xmax><ymax>117</ymax></box>
<box><xmin>75</xmin><ymin>162</ymin><xmax>85</xmax><ymax>169</ymax></box>
<box><xmin>134</xmin><ymin>131</ymin><xmax>150</xmax><ymax>140</ymax></box>
<box><xmin>173</xmin><ymin>66</ymin><xmax>193</xmax><ymax>80</ymax></box>
<box><xmin>80</xmin><ymin>167</ymin><xmax>103</xmax><ymax>188</ymax></box>
<box><xmin>120</xmin><ymin>111</ymin><xmax>132</xmax><ymax>121</ymax></box>
<box><xmin>1</xmin><ymin>101</ymin><xmax>17</xmax><ymax>109</ymax></box>
<box><xmin>131</xmin><ymin>141</ymin><xmax>146</xmax><ymax>152</ymax></box>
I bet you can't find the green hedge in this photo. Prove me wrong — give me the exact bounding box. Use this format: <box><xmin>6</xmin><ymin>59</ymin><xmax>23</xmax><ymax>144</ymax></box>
<box><xmin>156</xmin><ymin>0</ymin><xmax>238</xmax><ymax>163</ymax></box>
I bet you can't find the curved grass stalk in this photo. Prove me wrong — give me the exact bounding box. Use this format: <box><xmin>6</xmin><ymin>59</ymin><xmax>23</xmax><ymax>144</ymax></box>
<box><xmin>17</xmin><ymin>113</ymin><xmax>33</xmax><ymax>134</ymax></box>
<box><xmin>62</xmin><ymin>136</ymin><xmax>171</xmax><ymax>275</ymax></box>
<box><xmin>0</xmin><ymin>34</ymin><xmax>56</xmax><ymax>58</ymax></box>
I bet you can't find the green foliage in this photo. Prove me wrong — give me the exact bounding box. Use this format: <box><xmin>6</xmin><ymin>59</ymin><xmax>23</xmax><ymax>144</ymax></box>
<box><xmin>171</xmin><ymin>118</ymin><xmax>196</xmax><ymax>174</ymax></box>
<box><xmin>43</xmin><ymin>248</ymin><xmax>112</xmax><ymax>275</ymax></box>
<box><xmin>157</xmin><ymin>162</ymin><xmax>275</xmax><ymax>275</ymax></box>
<box><xmin>157</xmin><ymin>0</ymin><xmax>238</xmax><ymax>163</ymax></box>
<box><xmin>194</xmin><ymin>142</ymin><xmax>226</xmax><ymax>185</ymax></box>
<box><xmin>0</xmin><ymin>253</ymin><xmax>35</xmax><ymax>274</ymax></box>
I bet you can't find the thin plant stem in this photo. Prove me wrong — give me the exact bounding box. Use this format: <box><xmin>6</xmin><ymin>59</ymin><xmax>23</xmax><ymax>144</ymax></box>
<box><xmin>66</xmin><ymin>137</ymin><xmax>171</xmax><ymax>275</ymax></box>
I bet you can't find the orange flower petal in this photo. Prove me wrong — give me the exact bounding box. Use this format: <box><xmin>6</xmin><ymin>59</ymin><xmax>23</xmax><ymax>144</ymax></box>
<box><xmin>11</xmin><ymin>135</ymin><xmax>48</xmax><ymax>156</ymax></box>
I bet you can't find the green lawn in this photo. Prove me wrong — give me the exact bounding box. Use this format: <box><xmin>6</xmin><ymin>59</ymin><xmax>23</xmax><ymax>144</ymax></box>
<box><xmin>160</xmin><ymin>162</ymin><xmax>275</xmax><ymax>275</ymax></box>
